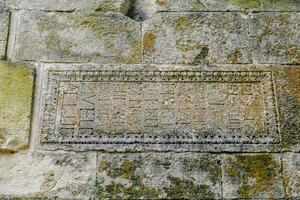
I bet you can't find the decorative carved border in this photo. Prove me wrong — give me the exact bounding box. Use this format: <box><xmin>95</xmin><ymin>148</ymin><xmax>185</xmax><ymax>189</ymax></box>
<box><xmin>40</xmin><ymin>70</ymin><xmax>280</xmax><ymax>146</ymax></box>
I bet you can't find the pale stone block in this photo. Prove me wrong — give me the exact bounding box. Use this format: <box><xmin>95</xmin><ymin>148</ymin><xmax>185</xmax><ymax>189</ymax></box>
<box><xmin>11</xmin><ymin>11</ymin><xmax>141</xmax><ymax>63</ymax></box>
<box><xmin>7</xmin><ymin>0</ymin><xmax>131</xmax><ymax>13</ymax></box>
<box><xmin>143</xmin><ymin>12</ymin><xmax>253</xmax><ymax>64</ymax></box>
<box><xmin>97</xmin><ymin>153</ymin><xmax>222</xmax><ymax>199</ymax></box>
<box><xmin>223</xmin><ymin>154</ymin><xmax>284</xmax><ymax>199</ymax></box>
<box><xmin>0</xmin><ymin>10</ymin><xmax>9</xmax><ymax>59</ymax></box>
<box><xmin>251</xmin><ymin>13</ymin><xmax>300</xmax><ymax>64</ymax></box>
<box><xmin>262</xmin><ymin>0</ymin><xmax>300</xmax><ymax>11</ymax></box>
<box><xmin>283</xmin><ymin>153</ymin><xmax>300</xmax><ymax>197</ymax></box>
<box><xmin>0</xmin><ymin>152</ymin><xmax>96</xmax><ymax>199</ymax></box>
<box><xmin>0</xmin><ymin>61</ymin><xmax>34</xmax><ymax>152</ymax></box>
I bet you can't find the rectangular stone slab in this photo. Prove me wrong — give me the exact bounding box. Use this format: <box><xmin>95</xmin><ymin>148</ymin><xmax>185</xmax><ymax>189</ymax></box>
<box><xmin>39</xmin><ymin>66</ymin><xmax>280</xmax><ymax>151</ymax></box>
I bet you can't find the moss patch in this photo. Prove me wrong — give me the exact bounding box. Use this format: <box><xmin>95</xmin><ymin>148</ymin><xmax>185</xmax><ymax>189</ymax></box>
<box><xmin>143</xmin><ymin>32</ymin><xmax>156</xmax><ymax>51</ymax></box>
<box><xmin>0</xmin><ymin>61</ymin><xmax>34</xmax><ymax>152</ymax></box>
<box><xmin>225</xmin><ymin>154</ymin><xmax>278</xmax><ymax>198</ymax></box>
<box><xmin>231</xmin><ymin>0</ymin><xmax>262</xmax><ymax>9</ymax></box>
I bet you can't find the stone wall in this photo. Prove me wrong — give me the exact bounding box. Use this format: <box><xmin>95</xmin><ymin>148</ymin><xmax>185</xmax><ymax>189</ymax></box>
<box><xmin>0</xmin><ymin>0</ymin><xmax>300</xmax><ymax>199</ymax></box>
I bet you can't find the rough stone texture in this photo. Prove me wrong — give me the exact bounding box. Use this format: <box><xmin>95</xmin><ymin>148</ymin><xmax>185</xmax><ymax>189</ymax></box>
<box><xmin>153</xmin><ymin>0</ymin><xmax>300</xmax><ymax>12</ymax></box>
<box><xmin>1</xmin><ymin>0</ymin><xmax>300</xmax><ymax>198</ymax></box>
<box><xmin>223</xmin><ymin>154</ymin><xmax>284</xmax><ymax>199</ymax></box>
<box><xmin>0</xmin><ymin>0</ymin><xmax>5</xmax><ymax>8</ymax></box>
<box><xmin>283</xmin><ymin>153</ymin><xmax>300</xmax><ymax>197</ymax></box>
<box><xmin>273</xmin><ymin>67</ymin><xmax>300</xmax><ymax>151</ymax></box>
<box><xmin>7</xmin><ymin>0</ymin><xmax>131</xmax><ymax>13</ymax></box>
<box><xmin>0</xmin><ymin>61</ymin><xmax>34</xmax><ymax>152</ymax></box>
<box><xmin>9</xmin><ymin>11</ymin><xmax>141</xmax><ymax>63</ymax></box>
<box><xmin>97</xmin><ymin>153</ymin><xmax>221</xmax><ymax>199</ymax></box>
<box><xmin>0</xmin><ymin>10</ymin><xmax>9</xmax><ymax>59</ymax></box>
<box><xmin>251</xmin><ymin>13</ymin><xmax>300</xmax><ymax>64</ymax></box>
<box><xmin>0</xmin><ymin>152</ymin><xmax>96</xmax><ymax>199</ymax></box>
<box><xmin>143</xmin><ymin>12</ymin><xmax>252</xmax><ymax>64</ymax></box>
<box><xmin>143</xmin><ymin>12</ymin><xmax>300</xmax><ymax>65</ymax></box>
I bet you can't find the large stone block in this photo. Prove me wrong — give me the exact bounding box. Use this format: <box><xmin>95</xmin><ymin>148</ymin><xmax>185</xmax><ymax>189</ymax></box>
<box><xmin>223</xmin><ymin>154</ymin><xmax>284</xmax><ymax>199</ymax></box>
<box><xmin>272</xmin><ymin>67</ymin><xmax>300</xmax><ymax>151</ymax></box>
<box><xmin>251</xmin><ymin>13</ymin><xmax>300</xmax><ymax>64</ymax></box>
<box><xmin>143</xmin><ymin>12</ymin><xmax>300</xmax><ymax>65</ymax></box>
<box><xmin>0</xmin><ymin>10</ymin><xmax>9</xmax><ymax>59</ymax></box>
<box><xmin>10</xmin><ymin>11</ymin><xmax>141</xmax><ymax>63</ymax></box>
<box><xmin>0</xmin><ymin>61</ymin><xmax>34</xmax><ymax>152</ymax></box>
<box><xmin>36</xmin><ymin>64</ymin><xmax>284</xmax><ymax>152</ymax></box>
<box><xmin>262</xmin><ymin>0</ymin><xmax>300</xmax><ymax>11</ymax></box>
<box><xmin>283</xmin><ymin>153</ymin><xmax>300</xmax><ymax>197</ymax></box>
<box><xmin>97</xmin><ymin>153</ymin><xmax>222</xmax><ymax>199</ymax></box>
<box><xmin>143</xmin><ymin>12</ymin><xmax>253</xmax><ymax>64</ymax></box>
<box><xmin>7</xmin><ymin>0</ymin><xmax>131</xmax><ymax>13</ymax></box>
<box><xmin>0</xmin><ymin>152</ymin><xmax>96</xmax><ymax>199</ymax></box>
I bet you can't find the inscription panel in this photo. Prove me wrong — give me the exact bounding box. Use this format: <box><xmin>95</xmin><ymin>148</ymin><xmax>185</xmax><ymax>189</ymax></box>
<box><xmin>41</xmin><ymin>70</ymin><xmax>280</xmax><ymax>150</ymax></box>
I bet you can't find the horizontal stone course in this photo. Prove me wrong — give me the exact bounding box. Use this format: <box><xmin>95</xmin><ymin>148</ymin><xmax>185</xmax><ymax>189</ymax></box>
<box><xmin>10</xmin><ymin>10</ymin><xmax>141</xmax><ymax>63</ymax></box>
<box><xmin>97</xmin><ymin>153</ymin><xmax>222</xmax><ymax>199</ymax></box>
<box><xmin>7</xmin><ymin>0</ymin><xmax>131</xmax><ymax>13</ymax></box>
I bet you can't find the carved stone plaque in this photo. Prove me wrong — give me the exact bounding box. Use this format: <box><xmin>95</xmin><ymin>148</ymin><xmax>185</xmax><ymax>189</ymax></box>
<box><xmin>40</xmin><ymin>69</ymin><xmax>280</xmax><ymax>151</ymax></box>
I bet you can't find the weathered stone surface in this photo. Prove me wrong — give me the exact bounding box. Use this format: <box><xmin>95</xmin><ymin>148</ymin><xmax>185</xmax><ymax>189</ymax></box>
<box><xmin>143</xmin><ymin>12</ymin><xmax>300</xmax><ymax>65</ymax></box>
<box><xmin>10</xmin><ymin>11</ymin><xmax>141</xmax><ymax>63</ymax></box>
<box><xmin>283</xmin><ymin>153</ymin><xmax>300</xmax><ymax>197</ymax></box>
<box><xmin>272</xmin><ymin>67</ymin><xmax>300</xmax><ymax>151</ymax></box>
<box><xmin>7</xmin><ymin>0</ymin><xmax>131</xmax><ymax>13</ymax></box>
<box><xmin>0</xmin><ymin>0</ymin><xmax>5</xmax><ymax>8</ymax></box>
<box><xmin>223</xmin><ymin>154</ymin><xmax>284</xmax><ymax>199</ymax></box>
<box><xmin>126</xmin><ymin>0</ymin><xmax>300</xmax><ymax>20</ymax></box>
<box><xmin>0</xmin><ymin>10</ymin><xmax>9</xmax><ymax>59</ymax></box>
<box><xmin>97</xmin><ymin>153</ymin><xmax>221</xmax><ymax>199</ymax></box>
<box><xmin>252</xmin><ymin>13</ymin><xmax>300</xmax><ymax>64</ymax></box>
<box><xmin>143</xmin><ymin>12</ymin><xmax>253</xmax><ymax>64</ymax></box>
<box><xmin>262</xmin><ymin>0</ymin><xmax>300</xmax><ymax>11</ymax></box>
<box><xmin>0</xmin><ymin>61</ymin><xmax>34</xmax><ymax>152</ymax></box>
<box><xmin>38</xmin><ymin>64</ymin><xmax>280</xmax><ymax>151</ymax></box>
<box><xmin>0</xmin><ymin>152</ymin><xmax>96</xmax><ymax>199</ymax></box>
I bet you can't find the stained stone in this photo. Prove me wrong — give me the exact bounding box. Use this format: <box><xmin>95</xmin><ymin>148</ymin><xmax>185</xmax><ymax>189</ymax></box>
<box><xmin>10</xmin><ymin>11</ymin><xmax>141</xmax><ymax>63</ymax></box>
<box><xmin>262</xmin><ymin>0</ymin><xmax>300</xmax><ymax>11</ymax></box>
<box><xmin>97</xmin><ymin>153</ymin><xmax>222</xmax><ymax>199</ymax></box>
<box><xmin>283</xmin><ymin>153</ymin><xmax>300</xmax><ymax>197</ymax></box>
<box><xmin>0</xmin><ymin>10</ymin><xmax>9</xmax><ymax>59</ymax></box>
<box><xmin>272</xmin><ymin>67</ymin><xmax>300</xmax><ymax>151</ymax></box>
<box><xmin>223</xmin><ymin>154</ymin><xmax>284</xmax><ymax>199</ymax></box>
<box><xmin>143</xmin><ymin>12</ymin><xmax>253</xmax><ymax>64</ymax></box>
<box><xmin>7</xmin><ymin>0</ymin><xmax>131</xmax><ymax>13</ymax></box>
<box><xmin>251</xmin><ymin>13</ymin><xmax>300</xmax><ymax>64</ymax></box>
<box><xmin>37</xmin><ymin>64</ymin><xmax>281</xmax><ymax>152</ymax></box>
<box><xmin>0</xmin><ymin>61</ymin><xmax>34</xmax><ymax>152</ymax></box>
<box><xmin>0</xmin><ymin>152</ymin><xmax>96</xmax><ymax>199</ymax></box>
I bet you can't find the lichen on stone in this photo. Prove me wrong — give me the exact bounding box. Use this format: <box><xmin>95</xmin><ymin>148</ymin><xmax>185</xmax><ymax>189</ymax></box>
<box><xmin>225</xmin><ymin>154</ymin><xmax>279</xmax><ymax>198</ymax></box>
<box><xmin>0</xmin><ymin>61</ymin><xmax>34</xmax><ymax>152</ymax></box>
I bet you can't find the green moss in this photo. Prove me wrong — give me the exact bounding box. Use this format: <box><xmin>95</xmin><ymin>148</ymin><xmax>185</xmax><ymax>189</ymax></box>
<box><xmin>165</xmin><ymin>176</ymin><xmax>214</xmax><ymax>199</ymax></box>
<box><xmin>98</xmin><ymin>159</ymin><xmax>161</xmax><ymax>199</ymax></box>
<box><xmin>155</xmin><ymin>0</ymin><xmax>166</xmax><ymax>5</ymax></box>
<box><xmin>143</xmin><ymin>32</ymin><xmax>156</xmax><ymax>51</ymax></box>
<box><xmin>176</xmin><ymin>16</ymin><xmax>189</xmax><ymax>32</ymax></box>
<box><xmin>225</xmin><ymin>154</ymin><xmax>278</xmax><ymax>198</ymax></box>
<box><xmin>227</xmin><ymin>49</ymin><xmax>242</xmax><ymax>64</ymax></box>
<box><xmin>231</xmin><ymin>0</ymin><xmax>261</xmax><ymax>9</ymax></box>
<box><xmin>183</xmin><ymin>156</ymin><xmax>221</xmax><ymax>184</ymax></box>
<box><xmin>0</xmin><ymin>61</ymin><xmax>34</xmax><ymax>151</ymax></box>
